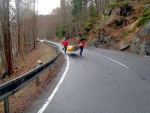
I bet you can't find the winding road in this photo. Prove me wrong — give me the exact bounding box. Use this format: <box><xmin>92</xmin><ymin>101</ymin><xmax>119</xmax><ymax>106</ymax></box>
<box><xmin>29</xmin><ymin>41</ymin><xmax>150</xmax><ymax>113</ymax></box>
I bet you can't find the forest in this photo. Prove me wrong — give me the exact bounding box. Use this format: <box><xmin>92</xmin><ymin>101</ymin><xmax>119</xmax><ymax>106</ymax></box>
<box><xmin>0</xmin><ymin>0</ymin><xmax>37</xmax><ymax>77</ymax></box>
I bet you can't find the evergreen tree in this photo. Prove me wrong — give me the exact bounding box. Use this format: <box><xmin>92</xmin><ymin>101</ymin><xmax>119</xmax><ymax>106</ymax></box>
<box><xmin>89</xmin><ymin>3</ymin><xmax>97</xmax><ymax>18</ymax></box>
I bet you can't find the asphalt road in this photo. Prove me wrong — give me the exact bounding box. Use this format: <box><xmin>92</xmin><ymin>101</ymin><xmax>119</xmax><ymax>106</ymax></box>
<box><xmin>30</xmin><ymin>42</ymin><xmax>150</xmax><ymax>113</ymax></box>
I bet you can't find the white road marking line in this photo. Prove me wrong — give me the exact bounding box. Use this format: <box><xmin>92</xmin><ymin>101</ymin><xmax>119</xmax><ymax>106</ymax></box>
<box><xmin>144</xmin><ymin>56</ymin><xmax>149</xmax><ymax>58</ymax></box>
<box><xmin>104</xmin><ymin>56</ymin><xmax>129</xmax><ymax>69</ymax></box>
<box><xmin>38</xmin><ymin>55</ymin><xmax>69</xmax><ymax>113</ymax></box>
<box><xmin>86</xmin><ymin>50</ymin><xmax>129</xmax><ymax>69</ymax></box>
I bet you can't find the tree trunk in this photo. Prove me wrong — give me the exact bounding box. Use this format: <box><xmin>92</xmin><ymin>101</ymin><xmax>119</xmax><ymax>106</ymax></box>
<box><xmin>15</xmin><ymin>0</ymin><xmax>22</xmax><ymax>59</ymax></box>
<box><xmin>32</xmin><ymin>0</ymin><xmax>36</xmax><ymax>49</ymax></box>
<box><xmin>94</xmin><ymin>0</ymin><xmax>99</xmax><ymax>17</ymax></box>
<box><xmin>1</xmin><ymin>0</ymin><xmax>14</xmax><ymax>75</ymax></box>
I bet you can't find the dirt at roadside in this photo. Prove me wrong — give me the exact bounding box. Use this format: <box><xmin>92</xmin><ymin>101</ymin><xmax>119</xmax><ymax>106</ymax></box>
<box><xmin>0</xmin><ymin>42</ymin><xmax>65</xmax><ymax>113</ymax></box>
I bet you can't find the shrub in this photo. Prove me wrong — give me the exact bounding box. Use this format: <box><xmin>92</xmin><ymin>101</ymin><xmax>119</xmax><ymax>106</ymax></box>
<box><xmin>83</xmin><ymin>22</ymin><xmax>92</xmax><ymax>30</ymax></box>
<box><xmin>119</xmin><ymin>30</ymin><xmax>132</xmax><ymax>38</ymax></box>
<box><xmin>144</xmin><ymin>0</ymin><xmax>150</xmax><ymax>5</ymax></box>
<box><xmin>107</xmin><ymin>2</ymin><xmax>119</xmax><ymax>8</ymax></box>
<box><xmin>137</xmin><ymin>17</ymin><xmax>147</xmax><ymax>27</ymax></box>
<box><xmin>107</xmin><ymin>0</ymin><xmax>130</xmax><ymax>8</ymax></box>
<box><xmin>137</xmin><ymin>7</ymin><xmax>150</xmax><ymax>27</ymax></box>
<box><xmin>55</xmin><ymin>26</ymin><xmax>66</xmax><ymax>37</ymax></box>
<box><xmin>89</xmin><ymin>17</ymin><xmax>100</xmax><ymax>23</ymax></box>
<box><xmin>143</xmin><ymin>7</ymin><xmax>150</xmax><ymax>16</ymax></box>
<box><xmin>89</xmin><ymin>3</ymin><xmax>97</xmax><ymax>18</ymax></box>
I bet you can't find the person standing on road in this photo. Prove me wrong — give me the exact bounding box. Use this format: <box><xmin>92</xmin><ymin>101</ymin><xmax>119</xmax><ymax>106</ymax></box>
<box><xmin>62</xmin><ymin>38</ymin><xmax>69</xmax><ymax>54</ymax></box>
<box><xmin>78</xmin><ymin>38</ymin><xmax>85</xmax><ymax>57</ymax></box>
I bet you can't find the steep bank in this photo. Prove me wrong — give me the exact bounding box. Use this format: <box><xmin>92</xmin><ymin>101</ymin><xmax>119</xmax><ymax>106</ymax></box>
<box><xmin>82</xmin><ymin>0</ymin><xmax>150</xmax><ymax>55</ymax></box>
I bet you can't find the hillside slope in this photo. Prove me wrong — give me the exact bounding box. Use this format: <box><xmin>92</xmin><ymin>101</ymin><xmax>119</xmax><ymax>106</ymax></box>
<box><xmin>83</xmin><ymin>0</ymin><xmax>150</xmax><ymax>55</ymax></box>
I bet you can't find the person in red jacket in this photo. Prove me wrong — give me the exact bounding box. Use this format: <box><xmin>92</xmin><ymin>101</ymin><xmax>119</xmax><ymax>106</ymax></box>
<box><xmin>78</xmin><ymin>38</ymin><xmax>85</xmax><ymax>57</ymax></box>
<box><xmin>62</xmin><ymin>38</ymin><xmax>69</xmax><ymax>53</ymax></box>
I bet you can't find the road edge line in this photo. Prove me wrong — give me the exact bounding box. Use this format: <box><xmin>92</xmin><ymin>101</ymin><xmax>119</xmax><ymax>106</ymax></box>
<box><xmin>38</xmin><ymin>55</ymin><xmax>69</xmax><ymax>113</ymax></box>
<box><xmin>86</xmin><ymin>50</ymin><xmax>129</xmax><ymax>69</ymax></box>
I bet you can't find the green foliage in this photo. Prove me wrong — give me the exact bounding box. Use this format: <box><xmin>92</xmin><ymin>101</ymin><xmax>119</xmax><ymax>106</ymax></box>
<box><xmin>119</xmin><ymin>30</ymin><xmax>132</xmax><ymax>38</ymax></box>
<box><xmin>143</xmin><ymin>7</ymin><xmax>150</xmax><ymax>16</ymax></box>
<box><xmin>55</xmin><ymin>26</ymin><xmax>66</xmax><ymax>37</ymax></box>
<box><xmin>89</xmin><ymin>17</ymin><xmax>100</xmax><ymax>23</ymax></box>
<box><xmin>89</xmin><ymin>3</ymin><xmax>97</xmax><ymax>18</ymax></box>
<box><xmin>83</xmin><ymin>22</ymin><xmax>92</xmax><ymax>34</ymax></box>
<box><xmin>123</xmin><ymin>30</ymin><xmax>132</xmax><ymax>35</ymax></box>
<box><xmin>71</xmin><ymin>0</ymin><xmax>86</xmax><ymax>23</ymax></box>
<box><xmin>95</xmin><ymin>28</ymin><xmax>101</xmax><ymax>34</ymax></box>
<box><xmin>71</xmin><ymin>5</ymin><xmax>78</xmax><ymax>17</ymax></box>
<box><xmin>107</xmin><ymin>2</ymin><xmax>119</xmax><ymax>8</ymax></box>
<box><xmin>107</xmin><ymin>0</ymin><xmax>130</xmax><ymax>8</ymax></box>
<box><xmin>116</xmin><ymin>0</ymin><xmax>129</xmax><ymax>3</ymax></box>
<box><xmin>117</xmin><ymin>1</ymin><xmax>130</xmax><ymax>7</ymax></box>
<box><xmin>137</xmin><ymin>7</ymin><xmax>150</xmax><ymax>27</ymax></box>
<box><xmin>137</xmin><ymin>17</ymin><xmax>147</xmax><ymax>27</ymax></box>
<box><xmin>55</xmin><ymin>30</ymin><xmax>59</xmax><ymax>36</ymax></box>
<box><xmin>83</xmin><ymin>22</ymin><xmax>92</xmax><ymax>30</ymax></box>
<box><xmin>46</xmin><ymin>32</ymin><xmax>51</xmax><ymax>39</ymax></box>
<box><xmin>144</xmin><ymin>0</ymin><xmax>150</xmax><ymax>5</ymax></box>
<box><xmin>71</xmin><ymin>0</ymin><xmax>83</xmax><ymax>17</ymax></box>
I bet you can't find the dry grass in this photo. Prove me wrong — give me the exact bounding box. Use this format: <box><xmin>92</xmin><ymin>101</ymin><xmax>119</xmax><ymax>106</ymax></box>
<box><xmin>0</xmin><ymin>43</ymin><xmax>65</xmax><ymax>113</ymax></box>
<box><xmin>88</xmin><ymin>0</ymin><xmax>145</xmax><ymax>50</ymax></box>
<box><xmin>0</xmin><ymin>43</ymin><xmax>56</xmax><ymax>84</ymax></box>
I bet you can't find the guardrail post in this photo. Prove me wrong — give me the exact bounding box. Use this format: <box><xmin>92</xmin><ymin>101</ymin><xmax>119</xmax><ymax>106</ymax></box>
<box><xmin>49</xmin><ymin>67</ymin><xmax>52</xmax><ymax>80</ymax></box>
<box><xmin>36</xmin><ymin>77</ymin><xmax>40</xmax><ymax>86</ymax></box>
<box><xmin>4</xmin><ymin>97</ymin><xmax>9</xmax><ymax>113</ymax></box>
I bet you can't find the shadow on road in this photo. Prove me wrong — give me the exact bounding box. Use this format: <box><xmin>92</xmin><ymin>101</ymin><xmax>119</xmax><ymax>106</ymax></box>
<box><xmin>67</xmin><ymin>53</ymin><xmax>82</xmax><ymax>59</ymax></box>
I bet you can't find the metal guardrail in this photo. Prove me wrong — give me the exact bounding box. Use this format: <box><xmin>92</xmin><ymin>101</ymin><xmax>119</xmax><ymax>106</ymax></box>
<box><xmin>0</xmin><ymin>41</ymin><xmax>60</xmax><ymax>113</ymax></box>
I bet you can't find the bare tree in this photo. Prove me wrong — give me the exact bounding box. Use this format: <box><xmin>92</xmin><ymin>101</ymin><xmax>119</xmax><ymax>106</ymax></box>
<box><xmin>32</xmin><ymin>0</ymin><xmax>36</xmax><ymax>49</ymax></box>
<box><xmin>0</xmin><ymin>0</ymin><xmax>14</xmax><ymax>75</ymax></box>
<box><xmin>0</xmin><ymin>0</ymin><xmax>38</xmax><ymax>76</ymax></box>
<box><xmin>15</xmin><ymin>0</ymin><xmax>23</xmax><ymax>59</ymax></box>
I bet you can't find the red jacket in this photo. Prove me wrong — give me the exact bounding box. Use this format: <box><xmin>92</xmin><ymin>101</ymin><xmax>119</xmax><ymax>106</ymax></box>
<box><xmin>78</xmin><ymin>40</ymin><xmax>85</xmax><ymax>47</ymax></box>
<box><xmin>62</xmin><ymin>40</ymin><xmax>69</xmax><ymax>46</ymax></box>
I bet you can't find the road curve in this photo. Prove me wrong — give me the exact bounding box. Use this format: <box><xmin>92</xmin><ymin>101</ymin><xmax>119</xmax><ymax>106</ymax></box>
<box><xmin>34</xmin><ymin>42</ymin><xmax>150</xmax><ymax>113</ymax></box>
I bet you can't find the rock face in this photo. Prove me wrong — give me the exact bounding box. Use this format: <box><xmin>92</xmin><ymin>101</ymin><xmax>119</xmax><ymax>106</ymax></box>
<box><xmin>131</xmin><ymin>18</ymin><xmax>150</xmax><ymax>55</ymax></box>
<box><xmin>131</xmin><ymin>34</ymin><xmax>141</xmax><ymax>54</ymax></box>
<box><xmin>120</xmin><ymin>43</ymin><xmax>130</xmax><ymax>51</ymax></box>
<box><xmin>144</xmin><ymin>3</ymin><xmax>150</xmax><ymax>9</ymax></box>
<box><xmin>88</xmin><ymin>32</ymin><xmax>107</xmax><ymax>48</ymax></box>
<box><xmin>145</xmin><ymin>40</ymin><xmax>150</xmax><ymax>55</ymax></box>
<box><xmin>139</xmin><ymin>20</ymin><xmax>150</xmax><ymax>35</ymax></box>
<box><xmin>131</xmin><ymin>34</ymin><xmax>150</xmax><ymax>55</ymax></box>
